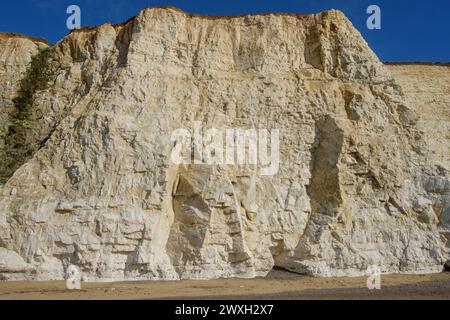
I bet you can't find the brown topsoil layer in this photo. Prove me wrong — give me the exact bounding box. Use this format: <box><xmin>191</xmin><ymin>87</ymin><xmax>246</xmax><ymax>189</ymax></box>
<box><xmin>0</xmin><ymin>32</ymin><xmax>48</xmax><ymax>44</ymax></box>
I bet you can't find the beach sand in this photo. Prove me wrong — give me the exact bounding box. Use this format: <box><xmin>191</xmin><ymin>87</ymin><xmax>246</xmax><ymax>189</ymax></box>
<box><xmin>0</xmin><ymin>270</ymin><xmax>449</xmax><ymax>300</ymax></box>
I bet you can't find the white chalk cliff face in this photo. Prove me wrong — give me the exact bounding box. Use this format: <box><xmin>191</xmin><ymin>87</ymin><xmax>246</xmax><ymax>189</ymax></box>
<box><xmin>0</xmin><ymin>7</ymin><xmax>448</xmax><ymax>281</ymax></box>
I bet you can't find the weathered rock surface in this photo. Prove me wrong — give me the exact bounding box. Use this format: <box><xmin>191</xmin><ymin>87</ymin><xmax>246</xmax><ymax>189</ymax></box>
<box><xmin>387</xmin><ymin>64</ymin><xmax>450</xmax><ymax>169</ymax></box>
<box><xmin>387</xmin><ymin>64</ymin><xmax>450</xmax><ymax>265</ymax></box>
<box><xmin>0</xmin><ymin>7</ymin><xmax>447</xmax><ymax>281</ymax></box>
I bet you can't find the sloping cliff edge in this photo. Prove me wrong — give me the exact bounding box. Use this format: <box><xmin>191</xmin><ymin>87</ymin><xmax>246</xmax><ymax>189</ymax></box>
<box><xmin>0</xmin><ymin>7</ymin><xmax>448</xmax><ymax>281</ymax></box>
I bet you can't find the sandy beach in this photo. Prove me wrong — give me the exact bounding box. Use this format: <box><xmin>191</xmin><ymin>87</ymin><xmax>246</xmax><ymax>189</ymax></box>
<box><xmin>0</xmin><ymin>270</ymin><xmax>448</xmax><ymax>300</ymax></box>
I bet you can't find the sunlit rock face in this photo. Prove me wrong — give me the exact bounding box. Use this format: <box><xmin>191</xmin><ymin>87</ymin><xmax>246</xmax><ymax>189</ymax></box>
<box><xmin>0</xmin><ymin>7</ymin><xmax>447</xmax><ymax>281</ymax></box>
<box><xmin>387</xmin><ymin>63</ymin><xmax>450</xmax><ymax>270</ymax></box>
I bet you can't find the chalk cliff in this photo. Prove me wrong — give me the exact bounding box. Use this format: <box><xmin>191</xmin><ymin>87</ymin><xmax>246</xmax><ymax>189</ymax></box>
<box><xmin>0</xmin><ymin>7</ymin><xmax>447</xmax><ymax>280</ymax></box>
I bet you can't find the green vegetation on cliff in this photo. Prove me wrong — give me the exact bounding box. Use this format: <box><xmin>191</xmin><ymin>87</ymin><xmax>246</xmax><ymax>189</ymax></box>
<box><xmin>0</xmin><ymin>48</ymin><xmax>54</xmax><ymax>184</ymax></box>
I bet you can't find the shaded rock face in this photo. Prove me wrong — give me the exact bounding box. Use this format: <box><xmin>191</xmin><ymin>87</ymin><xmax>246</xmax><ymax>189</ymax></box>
<box><xmin>0</xmin><ymin>34</ymin><xmax>46</xmax><ymax>122</ymax></box>
<box><xmin>0</xmin><ymin>34</ymin><xmax>48</xmax><ymax>171</ymax></box>
<box><xmin>0</xmin><ymin>8</ymin><xmax>447</xmax><ymax>281</ymax></box>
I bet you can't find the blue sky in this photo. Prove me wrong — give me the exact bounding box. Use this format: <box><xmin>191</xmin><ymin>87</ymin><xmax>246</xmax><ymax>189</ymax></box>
<box><xmin>0</xmin><ymin>0</ymin><xmax>449</xmax><ymax>62</ymax></box>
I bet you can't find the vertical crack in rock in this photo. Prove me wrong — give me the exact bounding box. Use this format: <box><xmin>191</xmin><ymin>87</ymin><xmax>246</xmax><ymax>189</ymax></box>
<box><xmin>307</xmin><ymin>116</ymin><xmax>346</xmax><ymax>218</ymax></box>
